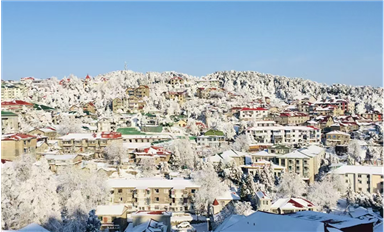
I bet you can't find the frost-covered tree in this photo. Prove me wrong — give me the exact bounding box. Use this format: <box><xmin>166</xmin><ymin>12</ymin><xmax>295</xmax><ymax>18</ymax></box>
<box><xmin>307</xmin><ymin>178</ymin><xmax>340</xmax><ymax>212</ymax></box>
<box><xmin>56</xmin><ymin>166</ymin><xmax>109</xmax><ymax>212</ymax></box>
<box><xmin>103</xmin><ymin>142</ymin><xmax>128</xmax><ymax>166</ymax></box>
<box><xmin>259</xmin><ymin>165</ymin><xmax>275</xmax><ymax>192</ymax></box>
<box><xmin>193</xmin><ymin>163</ymin><xmax>227</xmax><ymax>215</ymax></box>
<box><xmin>233</xmin><ymin>201</ymin><xmax>254</xmax><ymax>216</ymax></box>
<box><xmin>231</xmin><ymin>134</ymin><xmax>250</xmax><ymax>152</ymax></box>
<box><xmin>348</xmin><ymin>140</ymin><xmax>365</xmax><ymax>163</ymax></box>
<box><xmin>277</xmin><ymin>172</ymin><xmax>306</xmax><ymax>198</ymax></box>
<box><xmin>169</xmin><ymin>139</ymin><xmax>197</xmax><ymax>169</ymax></box>
<box><xmin>1</xmin><ymin>156</ymin><xmax>61</xmax><ymax>231</ymax></box>
<box><xmin>140</xmin><ymin>158</ymin><xmax>157</xmax><ymax>177</ymax></box>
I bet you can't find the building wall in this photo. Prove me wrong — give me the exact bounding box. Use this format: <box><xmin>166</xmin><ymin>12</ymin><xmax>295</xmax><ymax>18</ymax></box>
<box><xmin>111</xmin><ymin>186</ymin><xmax>198</xmax><ymax>213</ymax></box>
<box><xmin>342</xmin><ymin>173</ymin><xmax>383</xmax><ymax>194</ymax></box>
<box><xmin>1</xmin><ymin>138</ymin><xmax>37</xmax><ymax>160</ymax></box>
<box><xmin>1</xmin><ymin>115</ymin><xmax>19</xmax><ymax>133</ymax></box>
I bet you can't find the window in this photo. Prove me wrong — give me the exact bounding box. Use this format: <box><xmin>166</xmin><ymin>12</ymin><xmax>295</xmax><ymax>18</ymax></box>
<box><xmin>191</xmin><ymin>189</ymin><xmax>196</xmax><ymax>193</ymax></box>
<box><xmin>155</xmin><ymin>189</ymin><xmax>159</xmax><ymax>193</ymax></box>
<box><xmin>358</xmin><ymin>174</ymin><xmax>362</xmax><ymax>178</ymax></box>
<box><xmin>118</xmin><ymin>189</ymin><xmax>122</xmax><ymax>193</ymax></box>
<box><xmin>155</xmin><ymin>197</ymin><xmax>159</xmax><ymax>202</ymax></box>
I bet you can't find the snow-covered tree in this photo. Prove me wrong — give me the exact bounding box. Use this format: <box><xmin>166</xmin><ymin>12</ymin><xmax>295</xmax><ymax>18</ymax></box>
<box><xmin>307</xmin><ymin>178</ymin><xmax>340</xmax><ymax>212</ymax></box>
<box><xmin>103</xmin><ymin>142</ymin><xmax>128</xmax><ymax>166</ymax></box>
<box><xmin>277</xmin><ymin>172</ymin><xmax>306</xmax><ymax>198</ymax></box>
<box><xmin>1</xmin><ymin>156</ymin><xmax>61</xmax><ymax>231</ymax></box>
<box><xmin>348</xmin><ymin>140</ymin><xmax>365</xmax><ymax>163</ymax></box>
<box><xmin>193</xmin><ymin>163</ymin><xmax>227</xmax><ymax>215</ymax></box>
<box><xmin>233</xmin><ymin>201</ymin><xmax>254</xmax><ymax>216</ymax></box>
<box><xmin>139</xmin><ymin>158</ymin><xmax>157</xmax><ymax>177</ymax></box>
<box><xmin>231</xmin><ymin>134</ymin><xmax>250</xmax><ymax>152</ymax></box>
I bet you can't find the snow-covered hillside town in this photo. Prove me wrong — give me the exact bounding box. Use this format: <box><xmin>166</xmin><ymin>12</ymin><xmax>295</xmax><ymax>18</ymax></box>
<box><xmin>1</xmin><ymin>71</ymin><xmax>383</xmax><ymax>232</ymax></box>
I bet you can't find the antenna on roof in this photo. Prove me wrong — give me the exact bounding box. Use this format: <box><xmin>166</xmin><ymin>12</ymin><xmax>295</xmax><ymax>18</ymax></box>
<box><xmin>124</xmin><ymin>62</ymin><xmax>127</xmax><ymax>71</ymax></box>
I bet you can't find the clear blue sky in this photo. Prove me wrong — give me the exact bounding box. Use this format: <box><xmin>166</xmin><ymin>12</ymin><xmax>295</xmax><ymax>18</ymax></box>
<box><xmin>2</xmin><ymin>1</ymin><xmax>382</xmax><ymax>86</ymax></box>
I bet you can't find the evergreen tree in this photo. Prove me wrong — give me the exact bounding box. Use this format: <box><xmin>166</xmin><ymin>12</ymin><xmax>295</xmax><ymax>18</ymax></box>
<box><xmin>85</xmin><ymin>210</ymin><xmax>101</xmax><ymax>232</ymax></box>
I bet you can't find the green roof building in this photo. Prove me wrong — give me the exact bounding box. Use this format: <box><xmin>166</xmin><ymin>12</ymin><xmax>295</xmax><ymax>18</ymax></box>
<box><xmin>204</xmin><ymin>129</ymin><xmax>225</xmax><ymax>137</ymax></box>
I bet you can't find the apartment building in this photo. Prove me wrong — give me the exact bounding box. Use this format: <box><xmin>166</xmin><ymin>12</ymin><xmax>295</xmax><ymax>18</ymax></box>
<box><xmin>1</xmin><ymin>100</ymin><xmax>34</xmax><ymax>112</ymax></box>
<box><xmin>133</xmin><ymin>146</ymin><xmax>171</xmax><ymax>165</ymax></box>
<box><xmin>112</xmin><ymin>98</ymin><xmax>126</xmax><ymax>113</ymax></box>
<box><xmin>166</xmin><ymin>91</ymin><xmax>186</xmax><ymax>103</ymax></box>
<box><xmin>106</xmin><ymin>178</ymin><xmax>200</xmax><ymax>213</ymax></box>
<box><xmin>246</xmin><ymin>125</ymin><xmax>321</xmax><ymax>146</ymax></box>
<box><xmin>273</xmin><ymin>112</ymin><xmax>310</xmax><ymax>126</ymax></box>
<box><xmin>332</xmin><ymin>165</ymin><xmax>383</xmax><ymax>194</ymax></box>
<box><xmin>312</xmin><ymin>98</ymin><xmax>355</xmax><ymax>113</ymax></box>
<box><xmin>1</xmin><ymin>133</ymin><xmax>37</xmax><ymax>160</ymax></box>
<box><xmin>168</xmin><ymin>76</ymin><xmax>185</xmax><ymax>85</ymax></box>
<box><xmin>196</xmin><ymin>129</ymin><xmax>226</xmax><ymax>148</ymax></box>
<box><xmin>128</xmin><ymin>97</ymin><xmax>146</xmax><ymax>111</ymax></box>
<box><xmin>325</xmin><ymin>131</ymin><xmax>351</xmax><ymax>146</ymax></box>
<box><xmin>239</xmin><ymin>107</ymin><xmax>268</xmax><ymax>121</ymax></box>
<box><xmin>45</xmin><ymin>154</ymin><xmax>82</xmax><ymax>173</ymax></box>
<box><xmin>196</xmin><ymin>87</ymin><xmax>224</xmax><ymax>99</ymax></box>
<box><xmin>1</xmin><ymin>111</ymin><xmax>19</xmax><ymax>133</ymax></box>
<box><xmin>276</xmin><ymin>145</ymin><xmax>325</xmax><ymax>183</ymax></box>
<box><xmin>83</xmin><ymin>102</ymin><xmax>97</xmax><ymax>114</ymax></box>
<box><xmin>126</xmin><ymin>85</ymin><xmax>150</xmax><ymax>99</ymax></box>
<box><xmin>29</xmin><ymin>127</ymin><xmax>58</xmax><ymax>140</ymax></box>
<box><xmin>1</xmin><ymin>83</ymin><xmax>27</xmax><ymax>100</ymax></box>
<box><xmin>58</xmin><ymin>132</ymin><xmax>123</xmax><ymax>157</ymax></box>
<box><xmin>361</xmin><ymin>111</ymin><xmax>383</xmax><ymax>122</ymax></box>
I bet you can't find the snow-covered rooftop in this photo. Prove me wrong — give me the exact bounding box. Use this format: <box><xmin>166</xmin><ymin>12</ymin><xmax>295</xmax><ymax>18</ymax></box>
<box><xmin>106</xmin><ymin>177</ymin><xmax>200</xmax><ymax>189</ymax></box>
<box><xmin>216</xmin><ymin>190</ymin><xmax>240</xmax><ymax>201</ymax></box>
<box><xmin>288</xmin><ymin>211</ymin><xmax>372</xmax><ymax>230</ymax></box>
<box><xmin>96</xmin><ymin>204</ymin><xmax>127</xmax><ymax>216</ymax></box>
<box><xmin>332</xmin><ymin>165</ymin><xmax>383</xmax><ymax>176</ymax></box>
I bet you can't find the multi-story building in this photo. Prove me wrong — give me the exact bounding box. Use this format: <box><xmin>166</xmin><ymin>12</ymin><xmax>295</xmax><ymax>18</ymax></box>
<box><xmin>28</xmin><ymin>127</ymin><xmax>58</xmax><ymax>140</ymax></box>
<box><xmin>166</xmin><ymin>91</ymin><xmax>186</xmax><ymax>103</ymax></box>
<box><xmin>106</xmin><ymin>178</ymin><xmax>200</xmax><ymax>213</ymax></box>
<box><xmin>112</xmin><ymin>98</ymin><xmax>126</xmax><ymax>113</ymax></box>
<box><xmin>273</xmin><ymin>112</ymin><xmax>310</xmax><ymax>126</ymax></box>
<box><xmin>312</xmin><ymin>98</ymin><xmax>354</xmax><ymax>114</ymax></box>
<box><xmin>1</xmin><ymin>111</ymin><xmax>19</xmax><ymax>133</ymax></box>
<box><xmin>325</xmin><ymin>131</ymin><xmax>351</xmax><ymax>146</ymax></box>
<box><xmin>1</xmin><ymin>100</ymin><xmax>34</xmax><ymax>112</ymax></box>
<box><xmin>168</xmin><ymin>76</ymin><xmax>185</xmax><ymax>86</ymax></box>
<box><xmin>361</xmin><ymin>111</ymin><xmax>383</xmax><ymax>122</ymax></box>
<box><xmin>276</xmin><ymin>146</ymin><xmax>325</xmax><ymax>183</ymax></box>
<box><xmin>196</xmin><ymin>129</ymin><xmax>226</xmax><ymax>148</ymax></box>
<box><xmin>1</xmin><ymin>133</ymin><xmax>37</xmax><ymax>160</ymax></box>
<box><xmin>133</xmin><ymin>146</ymin><xmax>171</xmax><ymax>165</ymax></box>
<box><xmin>239</xmin><ymin>107</ymin><xmax>268</xmax><ymax>121</ymax></box>
<box><xmin>332</xmin><ymin>165</ymin><xmax>383</xmax><ymax>194</ymax></box>
<box><xmin>98</xmin><ymin>117</ymin><xmax>117</xmax><ymax>132</ymax></box>
<box><xmin>45</xmin><ymin>154</ymin><xmax>82</xmax><ymax>173</ymax></box>
<box><xmin>58</xmin><ymin>132</ymin><xmax>123</xmax><ymax>157</ymax></box>
<box><xmin>83</xmin><ymin>102</ymin><xmax>97</xmax><ymax>114</ymax></box>
<box><xmin>126</xmin><ymin>85</ymin><xmax>150</xmax><ymax>99</ymax></box>
<box><xmin>196</xmin><ymin>87</ymin><xmax>224</xmax><ymax>99</ymax></box>
<box><xmin>128</xmin><ymin>97</ymin><xmax>146</xmax><ymax>111</ymax></box>
<box><xmin>246</xmin><ymin>125</ymin><xmax>321</xmax><ymax>146</ymax></box>
<box><xmin>1</xmin><ymin>83</ymin><xmax>27</xmax><ymax>100</ymax></box>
